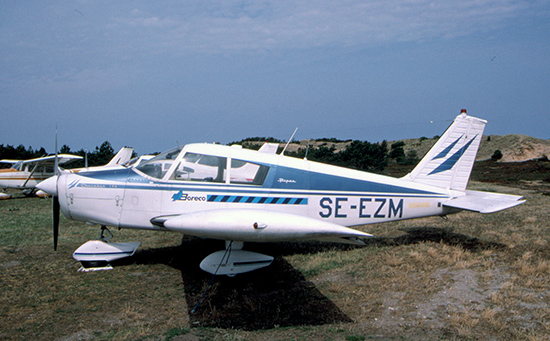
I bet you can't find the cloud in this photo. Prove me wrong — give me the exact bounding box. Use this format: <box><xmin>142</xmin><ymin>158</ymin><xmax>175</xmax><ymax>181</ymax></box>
<box><xmin>108</xmin><ymin>0</ymin><xmax>534</xmax><ymax>53</ymax></box>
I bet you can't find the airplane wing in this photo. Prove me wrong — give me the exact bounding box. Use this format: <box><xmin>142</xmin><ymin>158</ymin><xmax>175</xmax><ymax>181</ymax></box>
<box><xmin>20</xmin><ymin>154</ymin><xmax>83</xmax><ymax>166</ymax></box>
<box><xmin>443</xmin><ymin>190</ymin><xmax>525</xmax><ymax>214</ymax></box>
<box><xmin>0</xmin><ymin>159</ymin><xmax>23</xmax><ymax>164</ymax></box>
<box><xmin>152</xmin><ymin>209</ymin><xmax>372</xmax><ymax>245</ymax></box>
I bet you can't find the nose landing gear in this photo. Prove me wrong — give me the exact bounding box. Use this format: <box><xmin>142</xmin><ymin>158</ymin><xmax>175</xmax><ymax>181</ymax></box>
<box><xmin>72</xmin><ymin>226</ymin><xmax>141</xmax><ymax>272</ymax></box>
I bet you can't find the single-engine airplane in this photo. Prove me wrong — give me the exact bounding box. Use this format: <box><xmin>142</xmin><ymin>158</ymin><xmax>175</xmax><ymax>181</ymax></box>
<box><xmin>37</xmin><ymin>110</ymin><xmax>525</xmax><ymax>275</ymax></box>
<box><xmin>0</xmin><ymin>154</ymin><xmax>82</xmax><ymax>198</ymax></box>
<box><xmin>0</xmin><ymin>147</ymin><xmax>133</xmax><ymax>199</ymax></box>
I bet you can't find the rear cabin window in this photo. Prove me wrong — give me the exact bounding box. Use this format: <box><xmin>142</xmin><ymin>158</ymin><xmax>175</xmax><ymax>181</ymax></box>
<box><xmin>229</xmin><ymin>159</ymin><xmax>269</xmax><ymax>185</ymax></box>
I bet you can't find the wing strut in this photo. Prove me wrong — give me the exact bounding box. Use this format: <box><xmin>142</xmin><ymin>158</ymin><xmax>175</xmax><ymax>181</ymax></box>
<box><xmin>22</xmin><ymin>163</ymin><xmax>39</xmax><ymax>188</ymax></box>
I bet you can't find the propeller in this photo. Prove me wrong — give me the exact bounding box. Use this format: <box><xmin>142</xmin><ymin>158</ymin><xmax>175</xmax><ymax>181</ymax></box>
<box><xmin>35</xmin><ymin>127</ymin><xmax>62</xmax><ymax>250</ymax></box>
<box><xmin>53</xmin><ymin>126</ymin><xmax>60</xmax><ymax>250</ymax></box>
<box><xmin>53</xmin><ymin>192</ymin><xmax>60</xmax><ymax>250</ymax></box>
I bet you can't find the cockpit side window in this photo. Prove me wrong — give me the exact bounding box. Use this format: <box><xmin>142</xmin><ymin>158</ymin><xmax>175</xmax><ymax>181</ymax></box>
<box><xmin>136</xmin><ymin>147</ymin><xmax>182</xmax><ymax>179</ymax></box>
<box><xmin>172</xmin><ymin>154</ymin><xmax>268</xmax><ymax>185</ymax></box>
<box><xmin>172</xmin><ymin>152</ymin><xmax>227</xmax><ymax>183</ymax></box>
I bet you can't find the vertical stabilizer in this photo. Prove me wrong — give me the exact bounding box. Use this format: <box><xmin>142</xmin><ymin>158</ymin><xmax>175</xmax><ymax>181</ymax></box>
<box><xmin>106</xmin><ymin>147</ymin><xmax>134</xmax><ymax>167</ymax></box>
<box><xmin>404</xmin><ymin>110</ymin><xmax>486</xmax><ymax>191</ymax></box>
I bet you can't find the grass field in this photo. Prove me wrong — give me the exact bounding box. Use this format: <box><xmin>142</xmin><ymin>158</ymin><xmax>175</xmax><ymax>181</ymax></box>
<box><xmin>1</xmin><ymin>168</ymin><xmax>549</xmax><ymax>339</ymax></box>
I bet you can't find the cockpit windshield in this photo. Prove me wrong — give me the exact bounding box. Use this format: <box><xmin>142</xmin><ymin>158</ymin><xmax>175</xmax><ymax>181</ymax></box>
<box><xmin>135</xmin><ymin>147</ymin><xmax>182</xmax><ymax>179</ymax></box>
<box><xmin>12</xmin><ymin>162</ymin><xmax>23</xmax><ymax>171</ymax></box>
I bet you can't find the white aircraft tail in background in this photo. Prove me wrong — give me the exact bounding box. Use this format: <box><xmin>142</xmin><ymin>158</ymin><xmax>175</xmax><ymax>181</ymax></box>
<box><xmin>103</xmin><ymin>147</ymin><xmax>134</xmax><ymax>168</ymax></box>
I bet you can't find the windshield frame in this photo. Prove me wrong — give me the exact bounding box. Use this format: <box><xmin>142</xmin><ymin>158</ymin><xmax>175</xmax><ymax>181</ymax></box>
<box><xmin>134</xmin><ymin>146</ymin><xmax>184</xmax><ymax>180</ymax></box>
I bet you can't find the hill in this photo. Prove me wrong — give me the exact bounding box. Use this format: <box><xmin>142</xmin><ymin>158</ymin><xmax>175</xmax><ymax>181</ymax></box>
<box><xmin>397</xmin><ymin>134</ymin><xmax>550</xmax><ymax>162</ymax></box>
<box><xmin>279</xmin><ymin>134</ymin><xmax>550</xmax><ymax>163</ymax></box>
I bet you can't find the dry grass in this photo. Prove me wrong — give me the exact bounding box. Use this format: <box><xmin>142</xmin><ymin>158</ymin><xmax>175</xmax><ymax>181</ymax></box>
<box><xmin>1</xmin><ymin>179</ymin><xmax>550</xmax><ymax>340</ymax></box>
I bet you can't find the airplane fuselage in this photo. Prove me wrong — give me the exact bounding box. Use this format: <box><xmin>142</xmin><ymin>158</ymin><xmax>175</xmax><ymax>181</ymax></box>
<box><xmin>55</xmin><ymin>143</ymin><xmax>454</xmax><ymax>242</ymax></box>
<box><xmin>36</xmin><ymin>112</ymin><xmax>526</xmax><ymax>274</ymax></box>
<box><xmin>0</xmin><ymin>168</ymin><xmax>53</xmax><ymax>189</ymax></box>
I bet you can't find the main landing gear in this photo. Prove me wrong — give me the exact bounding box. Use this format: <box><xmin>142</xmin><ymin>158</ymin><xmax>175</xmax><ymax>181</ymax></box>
<box><xmin>72</xmin><ymin>226</ymin><xmax>140</xmax><ymax>272</ymax></box>
<box><xmin>199</xmin><ymin>241</ymin><xmax>274</xmax><ymax>277</ymax></box>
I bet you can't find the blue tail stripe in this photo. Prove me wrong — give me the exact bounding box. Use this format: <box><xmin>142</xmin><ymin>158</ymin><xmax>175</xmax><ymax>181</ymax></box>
<box><xmin>429</xmin><ymin>135</ymin><xmax>477</xmax><ymax>175</ymax></box>
<box><xmin>432</xmin><ymin>135</ymin><xmax>462</xmax><ymax>160</ymax></box>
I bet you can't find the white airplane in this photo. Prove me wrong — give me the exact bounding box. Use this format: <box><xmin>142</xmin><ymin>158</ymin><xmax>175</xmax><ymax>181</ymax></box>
<box><xmin>0</xmin><ymin>154</ymin><xmax>82</xmax><ymax>198</ymax></box>
<box><xmin>0</xmin><ymin>147</ymin><xmax>134</xmax><ymax>199</ymax></box>
<box><xmin>37</xmin><ymin>110</ymin><xmax>525</xmax><ymax>275</ymax></box>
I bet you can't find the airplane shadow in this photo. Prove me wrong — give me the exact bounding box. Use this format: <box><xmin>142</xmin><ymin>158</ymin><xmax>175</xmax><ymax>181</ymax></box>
<box><xmin>113</xmin><ymin>226</ymin><xmax>505</xmax><ymax>330</ymax></box>
<box><xmin>367</xmin><ymin>226</ymin><xmax>507</xmax><ymax>251</ymax></box>
<box><xmin>115</xmin><ymin>237</ymin><xmax>353</xmax><ymax>330</ymax></box>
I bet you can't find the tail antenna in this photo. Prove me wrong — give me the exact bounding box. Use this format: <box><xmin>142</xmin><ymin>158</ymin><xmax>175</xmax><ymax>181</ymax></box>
<box><xmin>304</xmin><ymin>139</ymin><xmax>310</xmax><ymax>160</ymax></box>
<box><xmin>281</xmin><ymin>127</ymin><xmax>298</xmax><ymax>155</ymax></box>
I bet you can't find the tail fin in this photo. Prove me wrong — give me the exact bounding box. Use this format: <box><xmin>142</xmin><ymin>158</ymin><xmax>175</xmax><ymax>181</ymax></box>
<box><xmin>404</xmin><ymin>110</ymin><xmax>486</xmax><ymax>191</ymax></box>
<box><xmin>106</xmin><ymin>147</ymin><xmax>134</xmax><ymax>167</ymax></box>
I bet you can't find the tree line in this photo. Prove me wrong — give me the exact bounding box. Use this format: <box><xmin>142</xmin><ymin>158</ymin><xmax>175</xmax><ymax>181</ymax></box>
<box><xmin>233</xmin><ymin>137</ymin><xmax>423</xmax><ymax>173</ymax></box>
<box><xmin>0</xmin><ymin>141</ymin><xmax>119</xmax><ymax>169</ymax></box>
<box><xmin>2</xmin><ymin>138</ymin><xmax>424</xmax><ymax>172</ymax></box>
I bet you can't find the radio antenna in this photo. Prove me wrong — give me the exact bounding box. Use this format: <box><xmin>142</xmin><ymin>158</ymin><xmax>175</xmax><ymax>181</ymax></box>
<box><xmin>281</xmin><ymin>127</ymin><xmax>298</xmax><ymax>155</ymax></box>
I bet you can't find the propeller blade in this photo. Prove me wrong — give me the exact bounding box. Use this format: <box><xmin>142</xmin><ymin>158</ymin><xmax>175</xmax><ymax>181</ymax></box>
<box><xmin>53</xmin><ymin>127</ymin><xmax>60</xmax><ymax>251</ymax></box>
<box><xmin>53</xmin><ymin>195</ymin><xmax>60</xmax><ymax>250</ymax></box>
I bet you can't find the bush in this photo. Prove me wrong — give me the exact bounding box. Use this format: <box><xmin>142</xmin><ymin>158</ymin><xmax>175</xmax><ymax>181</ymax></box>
<box><xmin>491</xmin><ymin>149</ymin><xmax>503</xmax><ymax>161</ymax></box>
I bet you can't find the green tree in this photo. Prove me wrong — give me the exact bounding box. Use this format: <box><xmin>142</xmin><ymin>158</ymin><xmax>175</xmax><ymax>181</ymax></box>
<box><xmin>59</xmin><ymin>145</ymin><xmax>71</xmax><ymax>154</ymax></box>
<box><xmin>491</xmin><ymin>149</ymin><xmax>503</xmax><ymax>161</ymax></box>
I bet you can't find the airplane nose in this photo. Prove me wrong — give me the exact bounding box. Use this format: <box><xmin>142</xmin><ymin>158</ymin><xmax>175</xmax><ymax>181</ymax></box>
<box><xmin>36</xmin><ymin>176</ymin><xmax>58</xmax><ymax>196</ymax></box>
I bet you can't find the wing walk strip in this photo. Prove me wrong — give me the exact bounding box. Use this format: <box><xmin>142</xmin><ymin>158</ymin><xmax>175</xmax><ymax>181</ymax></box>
<box><xmin>207</xmin><ymin>195</ymin><xmax>308</xmax><ymax>205</ymax></box>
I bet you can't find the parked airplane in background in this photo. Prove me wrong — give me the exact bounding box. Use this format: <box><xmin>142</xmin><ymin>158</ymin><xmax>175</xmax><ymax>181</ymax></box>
<box><xmin>37</xmin><ymin>110</ymin><xmax>525</xmax><ymax>275</ymax></box>
<box><xmin>0</xmin><ymin>147</ymin><xmax>134</xmax><ymax>199</ymax></box>
<box><xmin>0</xmin><ymin>154</ymin><xmax>82</xmax><ymax>198</ymax></box>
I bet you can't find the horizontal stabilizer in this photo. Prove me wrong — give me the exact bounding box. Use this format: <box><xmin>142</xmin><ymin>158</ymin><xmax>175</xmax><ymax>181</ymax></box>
<box><xmin>443</xmin><ymin>190</ymin><xmax>525</xmax><ymax>214</ymax></box>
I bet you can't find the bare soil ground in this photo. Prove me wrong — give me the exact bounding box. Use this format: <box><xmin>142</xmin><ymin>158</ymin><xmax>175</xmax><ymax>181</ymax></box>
<box><xmin>1</xmin><ymin>159</ymin><xmax>549</xmax><ymax>340</ymax></box>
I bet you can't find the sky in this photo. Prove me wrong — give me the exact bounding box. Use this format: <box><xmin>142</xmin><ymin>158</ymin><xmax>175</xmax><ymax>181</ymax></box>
<box><xmin>1</xmin><ymin>1</ymin><xmax>549</xmax><ymax>155</ymax></box>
